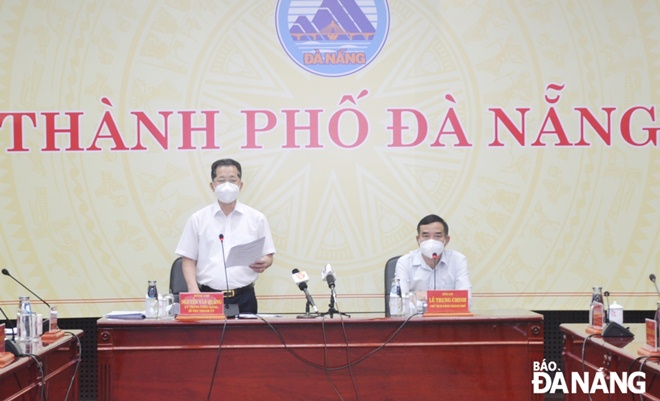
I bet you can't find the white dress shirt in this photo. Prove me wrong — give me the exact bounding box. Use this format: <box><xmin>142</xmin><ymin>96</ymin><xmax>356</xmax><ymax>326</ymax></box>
<box><xmin>175</xmin><ymin>201</ymin><xmax>276</xmax><ymax>290</ymax></box>
<box><xmin>394</xmin><ymin>248</ymin><xmax>472</xmax><ymax>306</ymax></box>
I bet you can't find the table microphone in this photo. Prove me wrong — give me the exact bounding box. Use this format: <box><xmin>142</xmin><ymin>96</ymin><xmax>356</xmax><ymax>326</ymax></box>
<box><xmin>650</xmin><ymin>274</ymin><xmax>660</xmax><ymax>300</ymax></box>
<box><xmin>2</xmin><ymin>268</ymin><xmax>52</xmax><ymax>308</ymax></box>
<box><xmin>218</xmin><ymin>234</ymin><xmax>239</xmax><ymax>317</ymax></box>
<box><xmin>292</xmin><ymin>269</ymin><xmax>318</xmax><ymax>313</ymax></box>
<box><xmin>321</xmin><ymin>264</ymin><xmax>336</xmax><ymax>292</ymax></box>
<box><xmin>3</xmin><ymin>268</ymin><xmax>54</xmax><ymax>334</ymax></box>
<box><xmin>603</xmin><ymin>290</ymin><xmax>610</xmax><ymax>323</ymax></box>
<box><xmin>432</xmin><ymin>253</ymin><xmax>438</xmax><ymax>290</ymax></box>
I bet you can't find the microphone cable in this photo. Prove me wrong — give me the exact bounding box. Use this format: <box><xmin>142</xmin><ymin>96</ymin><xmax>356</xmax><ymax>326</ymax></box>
<box><xmin>23</xmin><ymin>353</ymin><xmax>45</xmax><ymax>401</ymax></box>
<box><xmin>207</xmin><ymin>234</ymin><xmax>232</xmax><ymax>400</ymax></box>
<box><xmin>335</xmin><ymin>297</ymin><xmax>360</xmax><ymax>401</ymax></box>
<box><xmin>63</xmin><ymin>331</ymin><xmax>83</xmax><ymax>401</ymax></box>
<box><xmin>254</xmin><ymin>312</ymin><xmax>419</xmax><ymax>371</ymax></box>
<box><xmin>627</xmin><ymin>355</ymin><xmax>660</xmax><ymax>401</ymax></box>
<box><xmin>580</xmin><ymin>334</ymin><xmax>597</xmax><ymax>401</ymax></box>
<box><xmin>321</xmin><ymin>316</ymin><xmax>345</xmax><ymax>401</ymax></box>
<box><xmin>206</xmin><ymin>316</ymin><xmax>229</xmax><ymax>401</ymax></box>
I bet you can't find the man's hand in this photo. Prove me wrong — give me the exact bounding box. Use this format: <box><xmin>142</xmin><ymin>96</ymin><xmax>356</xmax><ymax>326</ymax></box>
<box><xmin>249</xmin><ymin>254</ymin><xmax>273</xmax><ymax>273</ymax></box>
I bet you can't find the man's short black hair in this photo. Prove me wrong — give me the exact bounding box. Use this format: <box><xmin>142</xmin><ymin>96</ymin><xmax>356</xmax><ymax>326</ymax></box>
<box><xmin>211</xmin><ymin>159</ymin><xmax>242</xmax><ymax>180</ymax></box>
<box><xmin>417</xmin><ymin>214</ymin><xmax>449</xmax><ymax>235</ymax></box>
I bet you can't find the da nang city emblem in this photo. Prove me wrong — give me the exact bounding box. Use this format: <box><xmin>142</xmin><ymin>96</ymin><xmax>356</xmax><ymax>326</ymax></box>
<box><xmin>276</xmin><ymin>0</ymin><xmax>390</xmax><ymax>77</ymax></box>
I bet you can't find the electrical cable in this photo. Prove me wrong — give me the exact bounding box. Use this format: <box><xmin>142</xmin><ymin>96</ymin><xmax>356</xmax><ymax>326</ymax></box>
<box><xmin>63</xmin><ymin>331</ymin><xmax>82</xmax><ymax>401</ymax></box>
<box><xmin>207</xmin><ymin>317</ymin><xmax>229</xmax><ymax>401</ymax></box>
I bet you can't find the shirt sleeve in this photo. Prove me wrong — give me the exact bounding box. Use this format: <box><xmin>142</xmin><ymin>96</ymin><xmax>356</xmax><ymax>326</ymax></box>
<box><xmin>452</xmin><ymin>252</ymin><xmax>472</xmax><ymax>307</ymax></box>
<box><xmin>259</xmin><ymin>214</ymin><xmax>276</xmax><ymax>256</ymax></box>
<box><xmin>175</xmin><ymin>214</ymin><xmax>199</xmax><ymax>261</ymax></box>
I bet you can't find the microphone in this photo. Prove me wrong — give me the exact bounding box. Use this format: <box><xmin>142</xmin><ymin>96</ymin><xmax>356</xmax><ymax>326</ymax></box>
<box><xmin>432</xmin><ymin>253</ymin><xmax>438</xmax><ymax>290</ymax></box>
<box><xmin>218</xmin><ymin>234</ymin><xmax>229</xmax><ymax>291</ymax></box>
<box><xmin>321</xmin><ymin>264</ymin><xmax>336</xmax><ymax>290</ymax></box>
<box><xmin>603</xmin><ymin>290</ymin><xmax>610</xmax><ymax>323</ymax></box>
<box><xmin>218</xmin><ymin>234</ymin><xmax>238</xmax><ymax>317</ymax></box>
<box><xmin>292</xmin><ymin>269</ymin><xmax>318</xmax><ymax>313</ymax></box>
<box><xmin>2</xmin><ymin>268</ymin><xmax>52</xmax><ymax>309</ymax></box>
<box><xmin>651</xmin><ymin>274</ymin><xmax>660</xmax><ymax>300</ymax></box>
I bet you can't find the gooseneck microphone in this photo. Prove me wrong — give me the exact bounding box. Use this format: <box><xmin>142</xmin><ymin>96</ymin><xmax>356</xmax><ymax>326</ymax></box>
<box><xmin>603</xmin><ymin>290</ymin><xmax>610</xmax><ymax>323</ymax></box>
<box><xmin>217</xmin><ymin>234</ymin><xmax>239</xmax><ymax>318</ymax></box>
<box><xmin>432</xmin><ymin>253</ymin><xmax>438</xmax><ymax>290</ymax></box>
<box><xmin>292</xmin><ymin>269</ymin><xmax>318</xmax><ymax>313</ymax></box>
<box><xmin>219</xmin><ymin>234</ymin><xmax>230</xmax><ymax>293</ymax></box>
<box><xmin>650</xmin><ymin>274</ymin><xmax>660</xmax><ymax>300</ymax></box>
<box><xmin>2</xmin><ymin>268</ymin><xmax>52</xmax><ymax>308</ymax></box>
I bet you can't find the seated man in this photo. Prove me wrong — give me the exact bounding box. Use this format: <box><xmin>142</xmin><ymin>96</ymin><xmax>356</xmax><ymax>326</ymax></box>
<box><xmin>394</xmin><ymin>214</ymin><xmax>472</xmax><ymax>307</ymax></box>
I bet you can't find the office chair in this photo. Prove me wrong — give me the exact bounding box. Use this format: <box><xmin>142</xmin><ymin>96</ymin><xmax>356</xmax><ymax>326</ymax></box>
<box><xmin>169</xmin><ymin>257</ymin><xmax>187</xmax><ymax>303</ymax></box>
<box><xmin>384</xmin><ymin>256</ymin><xmax>400</xmax><ymax>317</ymax></box>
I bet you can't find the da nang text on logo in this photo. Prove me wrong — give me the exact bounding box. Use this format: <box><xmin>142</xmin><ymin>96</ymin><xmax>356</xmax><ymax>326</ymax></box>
<box><xmin>276</xmin><ymin>0</ymin><xmax>390</xmax><ymax>77</ymax></box>
<box><xmin>532</xmin><ymin>360</ymin><xmax>646</xmax><ymax>395</ymax></box>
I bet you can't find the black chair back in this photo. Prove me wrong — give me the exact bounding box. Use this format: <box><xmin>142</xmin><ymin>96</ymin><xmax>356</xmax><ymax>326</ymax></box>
<box><xmin>169</xmin><ymin>257</ymin><xmax>187</xmax><ymax>302</ymax></box>
<box><xmin>384</xmin><ymin>256</ymin><xmax>400</xmax><ymax>317</ymax></box>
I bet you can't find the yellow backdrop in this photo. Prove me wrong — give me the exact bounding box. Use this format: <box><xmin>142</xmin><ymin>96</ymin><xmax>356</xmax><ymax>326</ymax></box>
<box><xmin>1</xmin><ymin>0</ymin><xmax>659</xmax><ymax>317</ymax></box>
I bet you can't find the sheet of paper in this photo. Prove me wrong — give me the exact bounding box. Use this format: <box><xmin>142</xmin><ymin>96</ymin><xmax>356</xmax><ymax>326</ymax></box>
<box><xmin>104</xmin><ymin>311</ymin><xmax>146</xmax><ymax>320</ymax></box>
<box><xmin>225</xmin><ymin>237</ymin><xmax>265</xmax><ymax>267</ymax></box>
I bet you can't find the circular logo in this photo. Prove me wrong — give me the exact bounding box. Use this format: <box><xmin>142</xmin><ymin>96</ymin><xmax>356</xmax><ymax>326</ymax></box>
<box><xmin>276</xmin><ymin>0</ymin><xmax>390</xmax><ymax>77</ymax></box>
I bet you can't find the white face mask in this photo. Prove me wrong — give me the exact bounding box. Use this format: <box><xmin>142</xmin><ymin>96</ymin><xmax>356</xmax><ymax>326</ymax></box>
<box><xmin>214</xmin><ymin>182</ymin><xmax>240</xmax><ymax>204</ymax></box>
<box><xmin>419</xmin><ymin>239</ymin><xmax>445</xmax><ymax>260</ymax></box>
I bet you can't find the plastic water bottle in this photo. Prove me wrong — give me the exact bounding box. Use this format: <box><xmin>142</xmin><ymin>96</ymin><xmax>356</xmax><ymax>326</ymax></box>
<box><xmin>588</xmin><ymin>286</ymin><xmax>603</xmax><ymax>326</ymax></box>
<box><xmin>17</xmin><ymin>296</ymin><xmax>36</xmax><ymax>341</ymax></box>
<box><xmin>590</xmin><ymin>286</ymin><xmax>603</xmax><ymax>305</ymax></box>
<box><xmin>403</xmin><ymin>291</ymin><xmax>417</xmax><ymax>317</ymax></box>
<box><xmin>388</xmin><ymin>279</ymin><xmax>402</xmax><ymax>317</ymax></box>
<box><xmin>145</xmin><ymin>280</ymin><xmax>159</xmax><ymax>318</ymax></box>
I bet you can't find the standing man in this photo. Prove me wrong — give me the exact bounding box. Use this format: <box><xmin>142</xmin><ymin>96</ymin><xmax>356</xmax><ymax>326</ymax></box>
<box><xmin>175</xmin><ymin>158</ymin><xmax>276</xmax><ymax>314</ymax></box>
<box><xmin>394</xmin><ymin>214</ymin><xmax>472</xmax><ymax>307</ymax></box>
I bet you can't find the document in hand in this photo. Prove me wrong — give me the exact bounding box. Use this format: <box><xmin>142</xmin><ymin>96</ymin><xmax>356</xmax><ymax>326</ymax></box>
<box><xmin>225</xmin><ymin>237</ymin><xmax>266</xmax><ymax>267</ymax></box>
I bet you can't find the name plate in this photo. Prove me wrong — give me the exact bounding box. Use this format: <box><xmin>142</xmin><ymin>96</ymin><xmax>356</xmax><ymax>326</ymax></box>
<box><xmin>424</xmin><ymin>290</ymin><xmax>471</xmax><ymax>316</ymax></box>
<box><xmin>0</xmin><ymin>323</ymin><xmax>15</xmax><ymax>368</ymax></box>
<box><xmin>646</xmin><ymin>318</ymin><xmax>658</xmax><ymax>350</ymax></box>
<box><xmin>176</xmin><ymin>292</ymin><xmax>225</xmax><ymax>321</ymax></box>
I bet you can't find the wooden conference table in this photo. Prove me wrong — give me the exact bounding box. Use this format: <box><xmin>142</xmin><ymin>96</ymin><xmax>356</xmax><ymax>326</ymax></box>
<box><xmin>0</xmin><ymin>330</ymin><xmax>82</xmax><ymax>401</ymax></box>
<box><xmin>561</xmin><ymin>323</ymin><xmax>660</xmax><ymax>400</ymax></box>
<box><xmin>97</xmin><ymin>309</ymin><xmax>543</xmax><ymax>401</ymax></box>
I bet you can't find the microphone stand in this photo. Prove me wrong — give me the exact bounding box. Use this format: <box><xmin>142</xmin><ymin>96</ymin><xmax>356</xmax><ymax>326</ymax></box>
<box><xmin>320</xmin><ymin>290</ymin><xmax>349</xmax><ymax>318</ymax></box>
<box><xmin>297</xmin><ymin>301</ymin><xmax>320</xmax><ymax>319</ymax></box>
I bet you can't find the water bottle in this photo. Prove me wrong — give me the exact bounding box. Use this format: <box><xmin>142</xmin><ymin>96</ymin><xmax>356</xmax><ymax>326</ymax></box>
<box><xmin>588</xmin><ymin>286</ymin><xmax>603</xmax><ymax>326</ymax></box>
<box><xmin>17</xmin><ymin>296</ymin><xmax>36</xmax><ymax>341</ymax></box>
<box><xmin>388</xmin><ymin>278</ymin><xmax>402</xmax><ymax>317</ymax></box>
<box><xmin>403</xmin><ymin>291</ymin><xmax>417</xmax><ymax>317</ymax></box>
<box><xmin>161</xmin><ymin>291</ymin><xmax>175</xmax><ymax>317</ymax></box>
<box><xmin>590</xmin><ymin>286</ymin><xmax>603</xmax><ymax>305</ymax></box>
<box><xmin>145</xmin><ymin>280</ymin><xmax>159</xmax><ymax>318</ymax></box>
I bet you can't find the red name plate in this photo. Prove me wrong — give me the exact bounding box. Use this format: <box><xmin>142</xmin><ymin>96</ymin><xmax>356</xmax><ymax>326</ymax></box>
<box><xmin>646</xmin><ymin>318</ymin><xmax>657</xmax><ymax>350</ymax></box>
<box><xmin>0</xmin><ymin>323</ymin><xmax>15</xmax><ymax>368</ymax></box>
<box><xmin>176</xmin><ymin>292</ymin><xmax>225</xmax><ymax>321</ymax></box>
<box><xmin>424</xmin><ymin>290</ymin><xmax>471</xmax><ymax>316</ymax></box>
